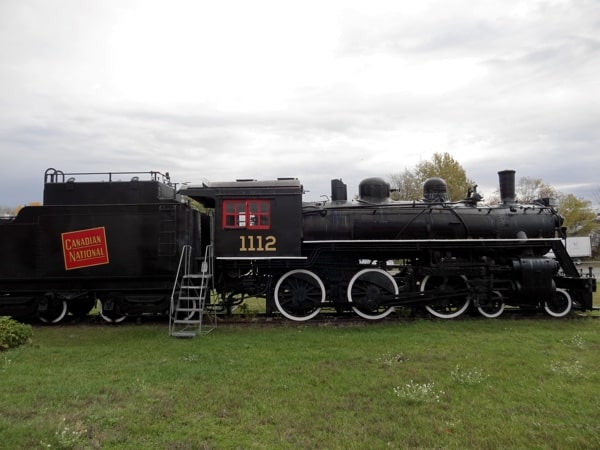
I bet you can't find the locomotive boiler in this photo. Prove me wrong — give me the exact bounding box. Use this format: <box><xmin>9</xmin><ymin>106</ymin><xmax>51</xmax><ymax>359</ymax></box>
<box><xmin>303</xmin><ymin>171</ymin><xmax>561</xmax><ymax>243</ymax></box>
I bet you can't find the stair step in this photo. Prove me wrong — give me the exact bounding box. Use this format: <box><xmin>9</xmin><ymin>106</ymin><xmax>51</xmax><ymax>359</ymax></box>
<box><xmin>173</xmin><ymin>319</ymin><xmax>203</xmax><ymax>325</ymax></box>
<box><xmin>171</xmin><ymin>331</ymin><xmax>196</xmax><ymax>338</ymax></box>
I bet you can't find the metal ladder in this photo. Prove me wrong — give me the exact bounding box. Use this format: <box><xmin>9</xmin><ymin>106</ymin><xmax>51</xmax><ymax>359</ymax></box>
<box><xmin>169</xmin><ymin>244</ymin><xmax>215</xmax><ymax>338</ymax></box>
<box><xmin>158</xmin><ymin>205</ymin><xmax>177</xmax><ymax>257</ymax></box>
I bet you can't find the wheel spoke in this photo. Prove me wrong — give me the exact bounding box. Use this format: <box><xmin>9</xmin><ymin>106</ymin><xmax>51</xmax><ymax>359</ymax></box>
<box><xmin>99</xmin><ymin>299</ymin><xmax>127</xmax><ymax>323</ymax></box>
<box><xmin>421</xmin><ymin>275</ymin><xmax>470</xmax><ymax>319</ymax></box>
<box><xmin>477</xmin><ymin>291</ymin><xmax>504</xmax><ymax>318</ymax></box>
<box><xmin>274</xmin><ymin>270</ymin><xmax>325</xmax><ymax>321</ymax></box>
<box><xmin>347</xmin><ymin>268</ymin><xmax>396</xmax><ymax>320</ymax></box>
<box><xmin>544</xmin><ymin>288</ymin><xmax>572</xmax><ymax>318</ymax></box>
<box><xmin>38</xmin><ymin>299</ymin><xmax>68</xmax><ymax>324</ymax></box>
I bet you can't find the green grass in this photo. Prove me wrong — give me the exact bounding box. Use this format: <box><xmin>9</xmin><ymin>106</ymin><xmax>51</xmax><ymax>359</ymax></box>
<box><xmin>1</xmin><ymin>318</ymin><xmax>600</xmax><ymax>449</ymax></box>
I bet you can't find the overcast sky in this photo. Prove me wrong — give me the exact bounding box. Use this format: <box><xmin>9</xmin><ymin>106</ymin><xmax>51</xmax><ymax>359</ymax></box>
<box><xmin>1</xmin><ymin>0</ymin><xmax>599</xmax><ymax>207</ymax></box>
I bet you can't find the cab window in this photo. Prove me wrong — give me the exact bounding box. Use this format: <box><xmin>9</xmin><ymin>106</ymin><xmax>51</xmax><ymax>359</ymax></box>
<box><xmin>223</xmin><ymin>199</ymin><xmax>270</xmax><ymax>230</ymax></box>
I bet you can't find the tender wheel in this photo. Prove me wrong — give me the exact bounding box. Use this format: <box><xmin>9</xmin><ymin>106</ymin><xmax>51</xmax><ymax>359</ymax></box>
<box><xmin>421</xmin><ymin>275</ymin><xmax>471</xmax><ymax>319</ymax></box>
<box><xmin>274</xmin><ymin>269</ymin><xmax>325</xmax><ymax>321</ymax></box>
<box><xmin>38</xmin><ymin>299</ymin><xmax>68</xmax><ymax>324</ymax></box>
<box><xmin>347</xmin><ymin>268</ymin><xmax>397</xmax><ymax>320</ymax></box>
<box><xmin>99</xmin><ymin>300</ymin><xmax>127</xmax><ymax>323</ymax></box>
<box><xmin>477</xmin><ymin>290</ymin><xmax>504</xmax><ymax>318</ymax></box>
<box><xmin>544</xmin><ymin>288</ymin><xmax>572</xmax><ymax>318</ymax></box>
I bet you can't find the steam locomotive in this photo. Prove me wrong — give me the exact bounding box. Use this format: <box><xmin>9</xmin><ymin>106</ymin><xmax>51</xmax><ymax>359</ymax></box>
<box><xmin>0</xmin><ymin>168</ymin><xmax>595</xmax><ymax>323</ymax></box>
<box><xmin>180</xmin><ymin>169</ymin><xmax>595</xmax><ymax>321</ymax></box>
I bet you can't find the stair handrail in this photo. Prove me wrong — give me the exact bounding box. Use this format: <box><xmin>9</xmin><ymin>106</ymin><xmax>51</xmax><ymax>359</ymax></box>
<box><xmin>170</xmin><ymin>245</ymin><xmax>193</xmax><ymax>316</ymax></box>
<box><xmin>202</xmin><ymin>244</ymin><xmax>214</xmax><ymax>281</ymax></box>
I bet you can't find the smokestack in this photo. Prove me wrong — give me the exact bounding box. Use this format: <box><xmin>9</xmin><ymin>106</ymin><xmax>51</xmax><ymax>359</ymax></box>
<box><xmin>331</xmin><ymin>179</ymin><xmax>347</xmax><ymax>202</ymax></box>
<box><xmin>498</xmin><ymin>170</ymin><xmax>516</xmax><ymax>204</ymax></box>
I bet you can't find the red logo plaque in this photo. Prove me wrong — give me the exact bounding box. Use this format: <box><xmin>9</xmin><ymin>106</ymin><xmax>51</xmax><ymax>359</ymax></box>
<box><xmin>62</xmin><ymin>227</ymin><xmax>109</xmax><ymax>270</ymax></box>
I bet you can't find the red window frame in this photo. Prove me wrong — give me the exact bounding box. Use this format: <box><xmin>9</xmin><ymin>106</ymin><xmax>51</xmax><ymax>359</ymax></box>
<box><xmin>222</xmin><ymin>199</ymin><xmax>270</xmax><ymax>230</ymax></box>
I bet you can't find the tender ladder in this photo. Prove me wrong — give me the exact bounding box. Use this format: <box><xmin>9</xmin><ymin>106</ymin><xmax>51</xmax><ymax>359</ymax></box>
<box><xmin>169</xmin><ymin>244</ymin><xmax>215</xmax><ymax>338</ymax></box>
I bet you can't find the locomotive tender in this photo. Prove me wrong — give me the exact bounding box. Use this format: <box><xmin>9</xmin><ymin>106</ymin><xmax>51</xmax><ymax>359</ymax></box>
<box><xmin>0</xmin><ymin>168</ymin><xmax>595</xmax><ymax>323</ymax></box>
<box><xmin>0</xmin><ymin>168</ymin><xmax>205</xmax><ymax>323</ymax></box>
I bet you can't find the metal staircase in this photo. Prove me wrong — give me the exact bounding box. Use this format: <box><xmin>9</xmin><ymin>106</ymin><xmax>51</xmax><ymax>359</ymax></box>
<box><xmin>169</xmin><ymin>244</ymin><xmax>215</xmax><ymax>338</ymax></box>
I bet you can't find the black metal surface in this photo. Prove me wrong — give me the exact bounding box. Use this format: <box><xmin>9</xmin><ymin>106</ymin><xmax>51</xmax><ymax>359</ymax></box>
<box><xmin>1</xmin><ymin>170</ymin><xmax>203</xmax><ymax>318</ymax></box>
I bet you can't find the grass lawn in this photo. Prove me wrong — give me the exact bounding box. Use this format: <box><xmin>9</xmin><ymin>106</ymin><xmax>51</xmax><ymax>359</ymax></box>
<box><xmin>1</xmin><ymin>316</ymin><xmax>599</xmax><ymax>449</ymax></box>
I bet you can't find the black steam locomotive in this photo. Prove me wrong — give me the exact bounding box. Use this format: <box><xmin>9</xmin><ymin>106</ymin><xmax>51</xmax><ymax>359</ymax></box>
<box><xmin>179</xmin><ymin>169</ymin><xmax>595</xmax><ymax>321</ymax></box>
<box><xmin>0</xmin><ymin>168</ymin><xmax>596</xmax><ymax>323</ymax></box>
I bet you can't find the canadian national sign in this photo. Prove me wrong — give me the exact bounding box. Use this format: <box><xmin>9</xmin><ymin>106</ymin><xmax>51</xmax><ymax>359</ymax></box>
<box><xmin>62</xmin><ymin>227</ymin><xmax>109</xmax><ymax>270</ymax></box>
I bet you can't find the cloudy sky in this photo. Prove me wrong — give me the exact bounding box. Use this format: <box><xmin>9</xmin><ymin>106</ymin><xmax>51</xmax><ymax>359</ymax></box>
<box><xmin>1</xmin><ymin>0</ymin><xmax>599</xmax><ymax>207</ymax></box>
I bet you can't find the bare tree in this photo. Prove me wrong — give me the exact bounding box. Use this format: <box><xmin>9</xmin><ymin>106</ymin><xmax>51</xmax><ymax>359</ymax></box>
<box><xmin>389</xmin><ymin>169</ymin><xmax>422</xmax><ymax>200</ymax></box>
<box><xmin>593</xmin><ymin>186</ymin><xmax>600</xmax><ymax>206</ymax></box>
<box><xmin>515</xmin><ymin>177</ymin><xmax>557</xmax><ymax>203</ymax></box>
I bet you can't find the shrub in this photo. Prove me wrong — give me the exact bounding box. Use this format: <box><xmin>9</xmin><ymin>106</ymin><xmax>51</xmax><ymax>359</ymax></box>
<box><xmin>0</xmin><ymin>316</ymin><xmax>33</xmax><ymax>350</ymax></box>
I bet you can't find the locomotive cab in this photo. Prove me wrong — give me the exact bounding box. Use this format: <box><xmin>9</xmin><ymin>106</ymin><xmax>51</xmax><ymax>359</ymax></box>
<box><xmin>179</xmin><ymin>179</ymin><xmax>303</xmax><ymax>260</ymax></box>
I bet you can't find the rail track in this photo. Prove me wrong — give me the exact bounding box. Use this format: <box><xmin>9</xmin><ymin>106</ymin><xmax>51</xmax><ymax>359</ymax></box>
<box><xmin>26</xmin><ymin>306</ymin><xmax>600</xmax><ymax>329</ymax></box>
